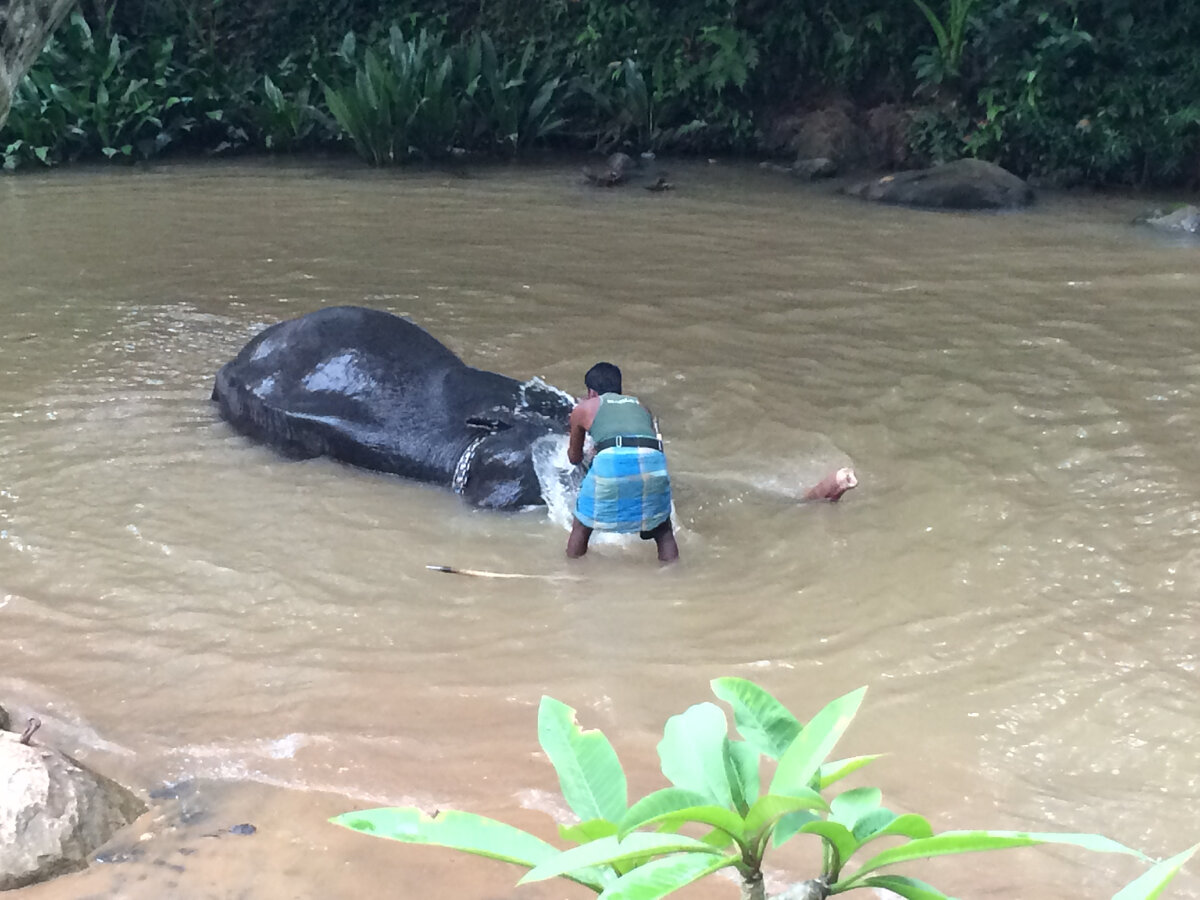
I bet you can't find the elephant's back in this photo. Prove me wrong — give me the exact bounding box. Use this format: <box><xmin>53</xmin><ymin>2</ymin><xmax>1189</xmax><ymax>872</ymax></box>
<box><xmin>212</xmin><ymin>306</ymin><xmax>468</xmax><ymax>472</ymax></box>
<box><xmin>223</xmin><ymin>307</ymin><xmax>459</xmax><ymax>385</ymax></box>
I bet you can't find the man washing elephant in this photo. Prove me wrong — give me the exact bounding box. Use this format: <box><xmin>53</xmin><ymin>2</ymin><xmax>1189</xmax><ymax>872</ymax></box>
<box><xmin>566</xmin><ymin>363</ymin><xmax>680</xmax><ymax>563</ymax></box>
<box><xmin>211</xmin><ymin>307</ymin><xmax>854</xmax><ymax>572</ymax></box>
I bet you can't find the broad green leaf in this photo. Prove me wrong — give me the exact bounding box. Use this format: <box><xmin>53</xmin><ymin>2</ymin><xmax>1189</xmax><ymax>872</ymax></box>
<box><xmin>851</xmin><ymin>808</ymin><xmax>898</xmax><ymax>842</ymax></box>
<box><xmin>711</xmin><ymin>677</ymin><xmax>802</xmax><ymax>759</ymax></box>
<box><xmin>770</xmin><ymin>687</ymin><xmax>867</xmax><ymax>796</ymax></box>
<box><xmin>799</xmin><ymin>819</ymin><xmax>859</xmax><ymax>868</ymax></box>
<box><xmin>560</xmin><ymin>818</ymin><xmax>619</xmax><ymax>845</ymax></box>
<box><xmin>329</xmin><ymin>807</ymin><xmax>605</xmax><ymax>891</ymax></box>
<box><xmin>819</xmin><ymin>755</ymin><xmax>884</xmax><ymax>790</ymax></box>
<box><xmin>839</xmin><ymin>832</ymin><xmax>1091</xmax><ymax>889</ymax></box>
<box><xmin>830</xmin><ymin>787</ymin><xmax>882</xmax><ymax>831</ymax></box>
<box><xmin>858</xmin><ymin>813</ymin><xmax>933</xmax><ymax>845</ymax></box>
<box><xmin>538</xmin><ymin>696</ymin><xmax>627</xmax><ymax>824</ymax></box>
<box><xmin>598</xmin><ymin>852</ymin><xmax>734</xmax><ymax>900</ymax></box>
<box><xmin>944</xmin><ymin>831</ymin><xmax>1149</xmax><ymax>861</ymax></box>
<box><xmin>723</xmin><ymin>737</ymin><xmax>760</xmax><ymax>815</ymax></box>
<box><xmin>858</xmin><ymin>874</ymin><xmax>957</xmax><ymax>900</ymax></box>
<box><xmin>1113</xmin><ymin>843</ymin><xmax>1199</xmax><ymax>900</ymax></box>
<box><xmin>619</xmin><ymin>788</ymin><xmax>744</xmax><ymax>844</ymax></box>
<box><xmin>519</xmin><ymin>833</ymin><xmax>722</xmax><ymax>885</ymax></box>
<box><xmin>643</xmin><ymin>805</ymin><xmax>746</xmax><ymax>845</ymax></box>
<box><xmin>699</xmin><ymin>827</ymin><xmax>737</xmax><ymax>850</ymax></box>
<box><xmin>263</xmin><ymin>74</ymin><xmax>284</xmax><ymax>108</ymax></box>
<box><xmin>657</xmin><ymin>702</ymin><xmax>735</xmax><ymax>809</ymax></box>
<box><xmin>743</xmin><ymin>791</ymin><xmax>830</xmax><ymax>844</ymax></box>
<box><xmin>844</xmin><ymin>829</ymin><xmax>1149</xmax><ymax>888</ymax></box>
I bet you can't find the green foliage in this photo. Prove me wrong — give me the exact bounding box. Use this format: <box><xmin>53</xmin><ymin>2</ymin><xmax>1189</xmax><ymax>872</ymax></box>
<box><xmin>7</xmin><ymin>0</ymin><xmax>1200</xmax><ymax>183</ymax></box>
<box><xmin>4</xmin><ymin>11</ymin><xmax>183</xmax><ymax>167</ymax></box>
<box><xmin>906</xmin><ymin>0</ymin><xmax>1200</xmax><ymax>185</ymax></box>
<box><xmin>316</xmin><ymin>25</ymin><xmax>578</xmax><ymax>164</ymax></box>
<box><xmin>537</xmin><ymin>696</ymin><xmax>627</xmax><ymax>824</ymax></box>
<box><xmin>1115</xmin><ymin>844</ymin><xmax>1200</xmax><ymax>900</ymax></box>
<box><xmin>318</xmin><ymin>27</ymin><xmax>460</xmax><ymax>163</ymax></box>
<box><xmin>461</xmin><ymin>34</ymin><xmax>570</xmax><ymax>154</ymax></box>
<box><xmin>910</xmin><ymin>0</ymin><xmax>979</xmax><ymax>86</ymax></box>
<box><xmin>2</xmin><ymin>9</ymin><xmax>255</xmax><ymax>170</ymax></box>
<box><xmin>252</xmin><ymin>66</ymin><xmax>333</xmax><ymax>152</ymax></box>
<box><xmin>331</xmin><ymin>679</ymin><xmax>1194</xmax><ymax>900</ymax></box>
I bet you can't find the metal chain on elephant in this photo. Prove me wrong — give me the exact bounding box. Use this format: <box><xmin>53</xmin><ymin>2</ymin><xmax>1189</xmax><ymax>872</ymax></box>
<box><xmin>451</xmin><ymin>435</ymin><xmax>487</xmax><ymax>495</ymax></box>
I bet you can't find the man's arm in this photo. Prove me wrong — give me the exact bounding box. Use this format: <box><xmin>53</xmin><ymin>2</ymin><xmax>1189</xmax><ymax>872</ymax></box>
<box><xmin>567</xmin><ymin>403</ymin><xmax>588</xmax><ymax>465</ymax></box>
<box><xmin>571</xmin><ymin>408</ymin><xmax>590</xmax><ymax>465</ymax></box>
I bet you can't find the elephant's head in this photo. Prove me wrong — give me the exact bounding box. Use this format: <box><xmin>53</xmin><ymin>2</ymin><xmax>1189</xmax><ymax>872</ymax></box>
<box><xmin>458</xmin><ymin>412</ymin><xmax>563</xmax><ymax>510</ymax></box>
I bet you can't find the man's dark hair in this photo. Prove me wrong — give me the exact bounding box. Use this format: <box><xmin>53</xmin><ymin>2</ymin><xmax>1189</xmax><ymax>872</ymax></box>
<box><xmin>585</xmin><ymin>362</ymin><xmax>622</xmax><ymax>395</ymax></box>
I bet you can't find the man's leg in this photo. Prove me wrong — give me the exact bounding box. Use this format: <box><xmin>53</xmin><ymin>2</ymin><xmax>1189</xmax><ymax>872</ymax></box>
<box><xmin>567</xmin><ymin>518</ymin><xmax>593</xmax><ymax>558</ymax></box>
<box><xmin>645</xmin><ymin>519</ymin><xmax>679</xmax><ymax>564</ymax></box>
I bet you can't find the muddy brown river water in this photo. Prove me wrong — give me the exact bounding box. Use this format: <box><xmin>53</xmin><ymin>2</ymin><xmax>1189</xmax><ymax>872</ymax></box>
<box><xmin>1</xmin><ymin>159</ymin><xmax>1197</xmax><ymax>899</ymax></box>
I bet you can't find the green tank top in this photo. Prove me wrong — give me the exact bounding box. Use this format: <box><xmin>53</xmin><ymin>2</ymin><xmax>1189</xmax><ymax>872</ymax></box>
<box><xmin>589</xmin><ymin>393</ymin><xmax>656</xmax><ymax>444</ymax></box>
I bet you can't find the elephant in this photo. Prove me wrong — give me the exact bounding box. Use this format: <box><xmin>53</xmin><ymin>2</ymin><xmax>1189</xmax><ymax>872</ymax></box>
<box><xmin>211</xmin><ymin>306</ymin><xmax>575</xmax><ymax>509</ymax></box>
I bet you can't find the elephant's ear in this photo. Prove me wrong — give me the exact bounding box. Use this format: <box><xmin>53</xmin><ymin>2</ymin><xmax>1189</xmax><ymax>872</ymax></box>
<box><xmin>466</xmin><ymin>415</ymin><xmax>512</xmax><ymax>433</ymax></box>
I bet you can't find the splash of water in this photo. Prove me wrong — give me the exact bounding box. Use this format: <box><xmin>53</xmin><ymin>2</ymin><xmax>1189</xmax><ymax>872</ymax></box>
<box><xmin>532</xmin><ymin>433</ymin><xmax>584</xmax><ymax>530</ymax></box>
<box><xmin>532</xmin><ymin>435</ymin><xmax>679</xmax><ymax>545</ymax></box>
<box><xmin>518</xmin><ymin>376</ymin><xmax>576</xmax><ymax>418</ymax></box>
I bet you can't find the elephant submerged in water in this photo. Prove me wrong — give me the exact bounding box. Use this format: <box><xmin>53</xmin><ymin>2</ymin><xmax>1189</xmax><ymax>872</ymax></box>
<box><xmin>211</xmin><ymin>306</ymin><xmax>574</xmax><ymax>509</ymax></box>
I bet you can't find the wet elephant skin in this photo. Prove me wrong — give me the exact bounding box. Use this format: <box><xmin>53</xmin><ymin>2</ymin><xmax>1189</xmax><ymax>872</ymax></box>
<box><xmin>211</xmin><ymin>306</ymin><xmax>572</xmax><ymax>509</ymax></box>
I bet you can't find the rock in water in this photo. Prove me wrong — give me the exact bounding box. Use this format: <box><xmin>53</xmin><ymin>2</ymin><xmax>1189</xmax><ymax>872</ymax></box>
<box><xmin>843</xmin><ymin>158</ymin><xmax>1034</xmax><ymax>210</ymax></box>
<box><xmin>0</xmin><ymin>732</ymin><xmax>146</xmax><ymax>890</ymax></box>
<box><xmin>582</xmin><ymin>152</ymin><xmax>635</xmax><ymax>186</ymax></box>
<box><xmin>1137</xmin><ymin>204</ymin><xmax>1200</xmax><ymax>234</ymax></box>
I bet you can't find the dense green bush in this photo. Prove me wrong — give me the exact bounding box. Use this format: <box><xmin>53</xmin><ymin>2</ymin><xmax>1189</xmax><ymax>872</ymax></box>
<box><xmin>4</xmin><ymin>0</ymin><xmax>1200</xmax><ymax>185</ymax></box>
<box><xmin>909</xmin><ymin>0</ymin><xmax>1200</xmax><ymax>185</ymax></box>
<box><xmin>2</xmin><ymin>11</ymin><xmax>252</xmax><ymax>169</ymax></box>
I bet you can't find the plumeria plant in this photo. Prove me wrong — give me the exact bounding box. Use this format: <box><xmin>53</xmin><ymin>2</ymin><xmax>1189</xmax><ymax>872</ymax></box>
<box><xmin>332</xmin><ymin>679</ymin><xmax>1196</xmax><ymax>900</ymax></box>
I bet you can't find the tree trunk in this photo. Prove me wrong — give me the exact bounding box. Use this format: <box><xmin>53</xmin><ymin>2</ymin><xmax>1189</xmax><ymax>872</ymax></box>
<box><xmin>0</xmin><ymin>0</ymin><xmax>76</xmax><ymax>131</ymax></box>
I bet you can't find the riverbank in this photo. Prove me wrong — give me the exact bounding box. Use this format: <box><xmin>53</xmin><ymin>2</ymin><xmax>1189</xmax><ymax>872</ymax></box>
<box><xmin>3</xmin><ymin>1</ymin><xmax>1199</xmax><ymax>188</ymax></box>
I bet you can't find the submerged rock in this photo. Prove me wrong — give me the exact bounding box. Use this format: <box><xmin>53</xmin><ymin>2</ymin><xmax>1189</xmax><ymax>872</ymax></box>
<box><xmin>1136</xmin><ymin>204</ymin><xmax>1200</xmax><ymax>234</ymax></box>
<box><xmin>582</xmin><ymin>152</ymin><xmax>673</xmax><ymax>191</ymax></box>
<box><xmin>792</xmin><ymin>157</ymin><xmax>837</xmax><ymax>180</ymax></box>
<box><xmin>582</xmin><ymin>152</ymin><xmax>635</xmax><ymax>187</ymax></box>
<box><xmin>758</xmin><ymin>157</ymin><xmax>837</xmax><ymax>181</ymax></box>
<box><xmin>843</xmin><ymin>158</ymin><xmax>1034</xmax><ymax>210</ymax></box>
<box><xmin>0</xmin><ymin>731</ymin><xmax>146</xmax><ymax>890</ymax></box>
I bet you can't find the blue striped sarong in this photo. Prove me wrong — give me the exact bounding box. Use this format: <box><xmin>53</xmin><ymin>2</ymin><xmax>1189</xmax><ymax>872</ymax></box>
<box><xmin>575</xmin><ymin>447</ymin><xmax>672</xmax><ymax>535</ymax></box>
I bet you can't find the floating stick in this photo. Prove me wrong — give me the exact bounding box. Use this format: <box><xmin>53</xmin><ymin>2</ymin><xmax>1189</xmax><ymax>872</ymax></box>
<box><xmin>426</xmin><ymin>565</ymin><xmax>580</xmax><ymax>581</ymax></box>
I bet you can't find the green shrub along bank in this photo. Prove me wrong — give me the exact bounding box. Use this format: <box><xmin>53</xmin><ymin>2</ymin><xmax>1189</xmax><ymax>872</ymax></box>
<box><xmin>4</xmin><ymin>0</ymin><xmax>1200</xmax><ymax>186</ymax></box>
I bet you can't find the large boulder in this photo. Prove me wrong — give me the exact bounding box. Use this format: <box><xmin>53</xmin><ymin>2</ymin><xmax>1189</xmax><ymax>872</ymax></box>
<box><xmin>764</xmin><ymin>103</ymin><xmax>870</xmax><ymax>170</ymax></box>
<box><xmin>843</xmin><ymin>158</ymin><xmax>1034</xmax><ymax>210</ymax></box>
<box><xmin>863</xmin><ymin>103</ymin><xmax>915</xmax><ymax>170</ymax></box>
<box><xmin>0</xmin><ymin>731</ymin><xmax>146</xmax><ymax>890</ymax></box>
